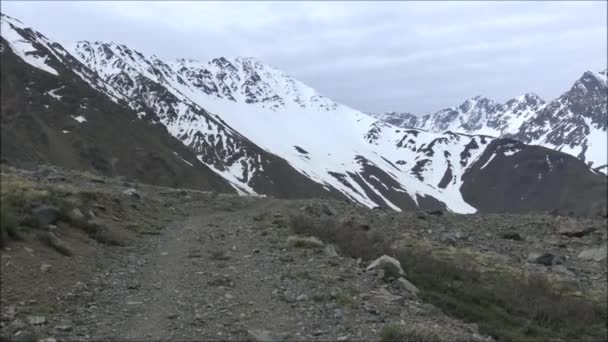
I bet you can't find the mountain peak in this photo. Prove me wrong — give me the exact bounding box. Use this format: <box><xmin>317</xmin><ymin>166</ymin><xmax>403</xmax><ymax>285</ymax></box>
<box><xmin>513</xmin><ymin>92</ymin><xmax>545</xmax><ymax>105</ymax></box>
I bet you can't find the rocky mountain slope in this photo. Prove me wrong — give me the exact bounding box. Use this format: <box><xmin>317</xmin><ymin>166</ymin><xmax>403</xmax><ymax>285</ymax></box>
<box><xmin>1</xmin><ymin>13</ymin><xmax>606</xmax><ymax>215</ymax></box>
<box><xmin>373</xmin><ymin>71</ymin><xmax>607</xmax><ymax>173</ymax></box>
<box><xmin>0</xmin><ymin>15</ymin><xmax>233</xmax><ymax>193</ymax></box>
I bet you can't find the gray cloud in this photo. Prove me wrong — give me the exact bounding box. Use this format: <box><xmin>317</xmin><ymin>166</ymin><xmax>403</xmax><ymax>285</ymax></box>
<box><xmin>3</xmin><ymin>1</ymin><xmax>606</xmax><ymax>114</ymax></box>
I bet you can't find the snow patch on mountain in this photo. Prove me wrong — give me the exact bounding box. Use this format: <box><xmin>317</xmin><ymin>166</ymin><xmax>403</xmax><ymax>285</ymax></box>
<box><xmin>1</xmin><ymin>14</ymin><xmax>59</xmax><ymax>76</ymax></box>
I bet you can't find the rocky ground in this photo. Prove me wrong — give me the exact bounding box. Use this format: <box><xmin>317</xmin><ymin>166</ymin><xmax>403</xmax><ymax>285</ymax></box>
<box><xmin>0</xmin><ymin>165</ymin><xmax>606</xmax><ymax>342</ymax></box>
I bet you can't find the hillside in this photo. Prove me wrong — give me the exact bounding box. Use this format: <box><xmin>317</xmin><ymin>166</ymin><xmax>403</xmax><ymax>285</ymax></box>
<box><xmin>0</xmin><ymin>14</ymin><xmax>232</xmax><ymax>193</ymax></box>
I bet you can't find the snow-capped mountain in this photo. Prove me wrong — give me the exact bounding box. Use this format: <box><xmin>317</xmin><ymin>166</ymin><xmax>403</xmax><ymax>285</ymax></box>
<box><xmin>373</xmin><ymin>71</ymin><xmax>607</xmax><ymax>173</ymax></box>
<box><xmin>69</xmin><ymin>40</ymin><xmax>502</xmax><ymax>213</ymax></box>
<box><xmin>2</xmin><ymin>13</ymin><xmax>606</xmax><ymax>216</ymax></box>
<box><xmin>513</xmin><ymin>69</ymin><xmax>607</xmax><ymax>173</ymax></box>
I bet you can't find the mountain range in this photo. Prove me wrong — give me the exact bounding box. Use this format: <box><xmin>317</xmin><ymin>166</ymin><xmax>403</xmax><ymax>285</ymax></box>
<box><xmin>1</xmin><ymin>13</ymin><xmax>606</xmax><ymax>216</ymax></box>
<box><xmin>371</xmin><ymin>70</ymin><xmax>608</xmax><ymax>174</ymax></box>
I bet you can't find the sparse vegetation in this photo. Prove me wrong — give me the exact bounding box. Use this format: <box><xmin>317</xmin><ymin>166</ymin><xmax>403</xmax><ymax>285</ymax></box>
<box><xmin>289</xmin><ymin>214</ymin><xmax>387</xmax><ymax>259</ymax></box>
<box><xmin>395</xmin><ymin>243</ymin><xmax>607</xmax><ymax>342</ymax></box>
<box><xmin>0</xmin><ymin>168</ymin><xmax>179</xmax><ymax>251</ymax></box>
<box><xmin>290</xmin><ymin>212</ymin><xmax>608</xmax><ymax>342</ymax></box>
<box><xmin>286</xmin><ymin>234</ymin><xmax>324</xmax><ymax>248</ymax></box>
<box><xmin>381</xmin><ymin>324</ymin><xmax>444</xmax><ymax>342</ymax></box>
<box><xmin>292</xmin><ymin>270</ymin><xmax>313</xmax><ymax>280</ymax></box>
<box><xmin>335</xmin><ymin>288</ymin><xmax>359</xmax><ymax>308</ymax></box>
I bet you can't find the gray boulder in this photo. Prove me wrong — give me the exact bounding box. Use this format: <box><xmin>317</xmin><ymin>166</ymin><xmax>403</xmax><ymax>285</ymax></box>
<box><xmin>396</xmin><ymin>277</ymin><xmax>419</xmax><ymax>296</ymax></box>
<box><xmin>32</xmin><ymin>205</ymin><xmax>61</xmax><ymax>226</ymax></box>
<box><xmin>578</xmin><ymin>244</ymin><xmax>607</xmax><ymax>261</ymax></box>
<box><xmin>531</xmin><ymin>253</ymin><xmax>564</xmax><ymax>266</ymax></box>
<box><xmin>366</xmin><ymin>255</ymin><xmax>405</xmax><ymax>280</ymax></box>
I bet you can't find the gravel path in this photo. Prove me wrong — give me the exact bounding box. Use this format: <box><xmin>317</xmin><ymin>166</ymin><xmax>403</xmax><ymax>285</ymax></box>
<box><xmin>3</xmin><ymin>198</ymin><xmax>488</xmax><ymax>342</ymax></box>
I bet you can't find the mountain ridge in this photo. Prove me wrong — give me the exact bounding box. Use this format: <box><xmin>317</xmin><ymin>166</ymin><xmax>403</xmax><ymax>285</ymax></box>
<box><xmin>373</xmin><ymin>69</ymin><xmax>607</xmax><ymax>173</ymax></box>
<box><xmin>2</xmin><ymin>13</ymin><xmax>606</xmax><ymax>216</ymax></box>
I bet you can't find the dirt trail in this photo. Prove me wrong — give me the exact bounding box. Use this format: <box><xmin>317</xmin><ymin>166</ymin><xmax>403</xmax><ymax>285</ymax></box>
<box><xmin>32</xmin><ymin>198</ymin><xmax>485</xmax><ymax>341</ymax></box>
<box><xmin>81</xmin><ymin>199</ymin><xmax>299</xmax><ymax>340</ymax></box>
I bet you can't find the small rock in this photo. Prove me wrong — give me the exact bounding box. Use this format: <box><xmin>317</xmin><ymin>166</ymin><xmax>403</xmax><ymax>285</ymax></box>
<box><xmin>296</xmin><ymin>294</ymin><xmax>308</xmax><ymax>302</ymax></box>
<box><xmin>122</xmin><ymin>188</ymin><xmax>141</xmax><ymax>199</ymax></box>
<box><xmin>501</xmin><ymin>232</ymin><xmax>523</xmax><ymax>241</ymax></box>
<box><xmin>247</xmin><ymin>329</ymin><xmax>285</xmax><ymax>342</ymax></box>
<box><xmin>578</xmin><ymin>244</ymin><xmax>607</xmax><ymax>261</ymax></box>
<box><xmin>558</xmin><ymin>218</ymin><xmax>595</xmax><ymax>237</ymax></box>
<box><xmin>127</xmin><ymin>281</ymin><xmax>140</xmax><ymax>290</ymax></box>
<box><xmin>551</xmin><ymin>265</ymin><xmax>575</xmax><ymax>277</ymax></box>
<box><xmin>280</xmin><ymin>293</ymin><xmax>295</xmax><ymax>303</ymax></box>
<box><xmin>395</xmin><ymin>277</ymin><xmax>419</xmax><ymax>296</ymax></box>
<box><xmin>75</xmin><ymin>282</ymin><xmax>88</xmax><ymax>292</ymax></box>
<box><xmin>46</xmin><ymin>175</ymin><xmax>66</xmax><ymax>183</ymax></box>
<box><xmin>68</xmin><ymin>208</ymin><xmax>85</xmax><ymax>221</ymax></box>
<box><xmin>93</xmin><ymin>204</ymin><xmax>106</xmax><ymax>211</ymax></box>
<box><xmin>26</xmin><ymin>315</ymin><xmax>46</xmax><ymax>325</ymax></box>
<box><xmin>366</xmin><ymin>255</ymin><xmax>405</xmax><ymax>280</ymax></box>
<box><xmin>40</xmin><ymin>263</ymin><xmax>52</xmax><ymax>272</ymax></box>
<box><xmin>426</xmin><ymin>210</ymin><xmax>443</xmax><ymax>216</ymax></box>
<box><xmin>12</xmin><ymin>328</ymin><xmax>38</xmax><ymax>342</ymax></box>
<box><xmin>39</xmin><ymin>338</ymin><xmax>58</xmax><ymax>342</ymax></box>
<box><xmin>337</xmin><ymin>335</ymin><xmax>349</xmax><ymax>341</ymax></box>
<box><xmin>225</xmin><ymin>293</ymin><xmax>235</xmax><ymax>299</ymax></box>
<box><xmin>532</xmin><ymin>253</ymin><xmax>564</xmax><ymax>266</ymax></box>
<box><xmin>55</xmin><ymin>324</ymin><xmax>73</xmax><ymax>332</ymax></box>
<box><xmin>375</xmin><ymin>287</ymin><xmax>403</xmax><ymax>303</ymax></box>
<box><xmin>32</xmin><ymin>205</ymin><xmax>61</xmax><ymax>226</ymax></box>
<box><xmin>313</xmin><ymin>330</ymin><xmax>323</xmax><ymax>336</ymax></box>
<box><xmin>167</xmin><ymin>313</ymin><xmax>178</xmax><ymax>319</ymax></box>
<box><xmin>416</xmin><ymin>211</ymin><xmax>427</xmax><ymax>220</ymax></box>
<box><xmin>334</xmin><ymin>308</ymin><xmax>343</xmax><ymax>319</ymax></box>
<box><xmin>443</xmin><ymin>235</ymin><xmax>457</xmax><ymax>245</ymax></box>
<box><xmin>321</xmin><ymin>203</ymin><xmax>337</xmax><ymax>216</ymax></box>
<box><xmin>324</xmin><ymin>244</ymin><xmax>339</xmax><ymax>258</ymax></box>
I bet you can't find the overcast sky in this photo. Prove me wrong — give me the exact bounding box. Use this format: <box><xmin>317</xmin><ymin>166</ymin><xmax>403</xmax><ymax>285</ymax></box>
<box><xmin>3</xmin><ymin>1</ymin><xmax>607</xmax><ymax>114</ymax></box>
